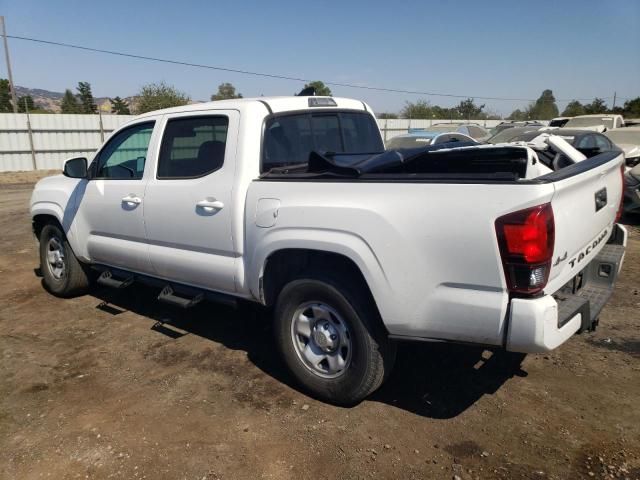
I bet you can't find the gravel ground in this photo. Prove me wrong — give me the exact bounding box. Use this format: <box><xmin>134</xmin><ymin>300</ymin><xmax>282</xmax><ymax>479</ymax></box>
<box><xmin>1</xmin><ymin>174</ymin><xmax>639</xmax><ymax>480</ymax></box>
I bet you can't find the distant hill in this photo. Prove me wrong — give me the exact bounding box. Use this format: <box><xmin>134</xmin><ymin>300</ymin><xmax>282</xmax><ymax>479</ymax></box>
<box><xmin>14</xmin><ymin>85</ymin><xmax>137</xmax><ymax>113</ymax></box>
<box><xmin>13</xmin><ymin>85</ymin><xmax>204</xmax><ymax>114</ymax></box>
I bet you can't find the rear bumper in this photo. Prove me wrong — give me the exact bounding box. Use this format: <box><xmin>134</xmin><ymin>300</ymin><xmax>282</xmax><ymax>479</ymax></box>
<box><xmin>506</xmin><ymin>224</ymin><xmax>627</xmax><ymax>353</ymax></box>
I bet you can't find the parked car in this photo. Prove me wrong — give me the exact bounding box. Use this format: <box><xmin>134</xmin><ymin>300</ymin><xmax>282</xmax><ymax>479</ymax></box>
<box><xmin>623</xmin><ymin>164</ymin><xmax>640</xmax><ymax>213</ymax></box>
<box><xmin>487</xmin><ymin>126</ymin><xmax>545</xmax><ymax>144</ymax></box>
<box><xmin>604</xmin><ymin>126</ymin><xmax>640</xmax><ymax>169</ymax></box>
<box><xmin>423</xmin><ymin>123</ymin><xmax>492</xmax><ymax>142</ymax></box>
<box><xmin>549</xmin><ymin>117</ymin><xmax>571</xmax><ymax>128</ymax></box>
<box><xmin>30</xmin><ymin>95</ymin><xmax>627</xmax><ymax>405</ymax></box>
<box><xmin>489</xmin><ymin>121</ymin><xmax>544</xmax><ymax>136</ymax></box>
<box><xmin>564</xmin><ymin>114</ymin><xmax>625</xmax><ymax>131</ymax></box>
<box><xmin>386</xmin><ymin>131</ymin><xmax>476</xmax><ymax>149</ymax></box>
<box><xmin>495</xmin><ymin>128</ymin><xmax>620</xmax><ymax>161</ymax></box>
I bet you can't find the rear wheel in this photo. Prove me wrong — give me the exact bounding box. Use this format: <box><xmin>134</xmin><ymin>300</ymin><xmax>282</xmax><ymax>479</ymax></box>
<box><xmin>39</xmin><ymin>223</ymin><xmax>90</xmax><ymax>297</ymax></box>
<box><xmin>274</xmin><ymin>276</ymin><xmax>395</xmax><ymax>405</ymax></box>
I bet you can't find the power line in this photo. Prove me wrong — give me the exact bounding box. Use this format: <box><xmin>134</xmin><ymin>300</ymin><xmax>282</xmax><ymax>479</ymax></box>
<box><xmin>7</xmin><ymin>34</ymin><xmax>632</xmax><ymax>103</ymax></box>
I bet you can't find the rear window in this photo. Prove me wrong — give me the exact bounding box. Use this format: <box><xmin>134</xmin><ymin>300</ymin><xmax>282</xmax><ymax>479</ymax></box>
<box><xmin>386</xmin><ymin>136</ymin><xmax>433</xmax><ymax>149</ymax></box>
<box><xmin>565</xmin><ymin>117</ymin><xmax>614</xmax><ymax>129</ymax></box>
<box><xmin>467</xmin><ymin>126</ymin><xmax>486</xmax><ymax>138</ymax></box>
<box><xmin>262</xmin><ymin>111</ymin><xmax>382</xmax><ymax>172</ymax></box>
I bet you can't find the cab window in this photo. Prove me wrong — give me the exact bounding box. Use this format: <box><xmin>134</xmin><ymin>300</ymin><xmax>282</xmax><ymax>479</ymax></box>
<box><xmin>157</xmin><ymin>116</ymin><xmax>229</xmax><ymax>179</ymax></box>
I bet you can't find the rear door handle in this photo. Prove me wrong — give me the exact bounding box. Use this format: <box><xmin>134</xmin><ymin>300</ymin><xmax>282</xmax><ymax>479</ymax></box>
<box><xmin>196</xmin><ymin>199</ymin><xmax>224</xmax><ymax>211</ymax></box>
<box><xmin>121</xmin><ymin>194</ymin><xmax>142</xmax><ymax>205</ymax></box>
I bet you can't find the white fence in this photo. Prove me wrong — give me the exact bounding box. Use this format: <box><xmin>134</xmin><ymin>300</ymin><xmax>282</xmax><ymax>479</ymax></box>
<box><xmin>0</xmin><ymin>114</ymin><xmax>512</xmax><ymax>172</ymax></box>
<box><xmin>0</xmin><ymin>113</ymin><xmax>133</xmax><ymax>172</ymax></box>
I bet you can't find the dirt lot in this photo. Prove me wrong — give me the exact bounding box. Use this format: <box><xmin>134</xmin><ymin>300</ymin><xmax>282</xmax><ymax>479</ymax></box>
<box><xmin>1</xmin><ymin>173</ymin><xmax>639</xmax><ymax>480</ymax></box>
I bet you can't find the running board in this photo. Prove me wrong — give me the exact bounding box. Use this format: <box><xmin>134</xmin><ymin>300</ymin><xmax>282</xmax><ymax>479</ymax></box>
<box><xmin>97</xmin><ymin>270</ymin><xmax>134</xmax><ymax>289</ymax></box>
<box><xmin>158</xmin><ymin>285</ymin><xmax>204</xmax><ymax>309</ymax></box>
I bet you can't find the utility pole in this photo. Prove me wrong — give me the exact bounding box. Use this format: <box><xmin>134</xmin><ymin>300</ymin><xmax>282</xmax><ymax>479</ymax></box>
<box><xmin>612</xmin><ymin>91</ymin><xmax>617</xmax><ymax>111</ymax></box>
<box><xmin>1</xmin><ymin>16</ymin><xmax>18</xmax><ymax>113</ymax></box>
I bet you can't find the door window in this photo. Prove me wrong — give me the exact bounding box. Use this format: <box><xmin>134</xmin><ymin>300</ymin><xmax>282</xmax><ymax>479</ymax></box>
<box><xmin>94</xmin><ymin>122</ymin><xmax>155</xmax><ymax>179</ymax></box>
<box><xmin>157</xmin><ymin>116</ymin><xmax>229</xmax><ymax>179</ymax></box>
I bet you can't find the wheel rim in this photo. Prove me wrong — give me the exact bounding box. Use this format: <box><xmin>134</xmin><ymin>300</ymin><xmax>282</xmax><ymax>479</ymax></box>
<box><xmin>46</xmin><ymin>236</ymin><xmax>66</xmax><ymax>280</ymax></box>
<box><xmin>290</xmin><ymin>302</ymin><xmax>352</xmax><ymax>378</ymax></box>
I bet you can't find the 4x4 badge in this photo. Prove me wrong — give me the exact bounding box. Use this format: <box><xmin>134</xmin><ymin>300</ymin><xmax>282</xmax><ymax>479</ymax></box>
<box><xmin>553</xmin><ymin>252</ymin><xmax>568</xmax><ymax>266</ymax></box>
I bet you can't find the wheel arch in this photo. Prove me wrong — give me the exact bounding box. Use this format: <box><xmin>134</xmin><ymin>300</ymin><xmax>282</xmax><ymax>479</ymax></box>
<box><xmin>258</xmin><ymin>247</ymin><xmax>391</xmax><ymax>335</ymax></box>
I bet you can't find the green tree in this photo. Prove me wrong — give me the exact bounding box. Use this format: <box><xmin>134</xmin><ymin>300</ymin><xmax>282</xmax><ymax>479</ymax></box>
<box><xmin>431</xmin><ymin>105</ymin><xmax>460</xmax><ymax>120</ymax></box>
<box><xmin>60</xmin><ymin>89</ymin><xmax>80</xmax><ymax>113</ymax></box>
<box><xmin>377</xmin><ymin>112</ymin><xmax>398</xmax><ymax>119</ymax></box>
<box><xmin>401</xmin><ymin>100</ymin><xmax>433</xmax><ymax>119</ymax></box>
<box><xmin>135</xmin><ymin>82</ymin><xmax>190</xmax><ymax>114</ymax></box>
<box><xmin>584</xmin><ymin>98</ymin><xmax>608</xmax><ymax>115</ymax></box>
<box><xmin>110</xmin><ymin>96</ymin><xmax>131</xmax><ymax>114</ymax></box>
<box><xmin>507</xmin><ymin>109</ymin><xmax>528</xmax><ymax>121</ymax></box>
<box><xmin>527</xmin><ymin>89</ymin><xmax>559</xmax><ymax>120</ymax></box>
<box><xmin>76</xmin><ymin>81</ymin><xmax>97</xmax><ymax>114</ymax></box>
<box><xmin>456</xmin><ymin>98</ymin><xmax>485</xmax><ymax>120</ymax></box>
<box><xmin>561</xmin><ymin>100</ymin><xmax>585</xmax><ymax>117</ymax></box>
<box><xmin>303</xmin><ymin>80</ymin><xmax>332</xmax><ymax>96</ymax></box>
<box><xmin>17</xmin><ymin>95</ymin><xmax>35</xmax><ymax>113</ymax></box>
<box><xmin>622</xmin><ymin>97</ymin><xmax>640</xmax><ymax>118</ymax></box>
<box><xmin>0</xmin><ymin>79</ymin><xmax>12</xmax><ymax>112</ymax></box>
<box><xmin>211</xmin><ymin>82</ymin><xmax>243</xmax><ymax>100</ymax></box>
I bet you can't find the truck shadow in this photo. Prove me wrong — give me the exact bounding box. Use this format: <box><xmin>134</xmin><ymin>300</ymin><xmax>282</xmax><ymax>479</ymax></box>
<box><xmin>370</xmin><ymin>342</ymin><xmax>527</xmax><ymax>418</ymax></box>
<box><xmin>90</xmin><ymin>284</ymin><xmax>526</xmax><ymax>419</ymax></box>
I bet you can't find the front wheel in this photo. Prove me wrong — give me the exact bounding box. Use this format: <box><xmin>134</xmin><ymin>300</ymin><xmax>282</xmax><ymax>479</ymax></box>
<box><xmin>39</xmin><ymin>223</ymin><xmax>90</xmax><ymax>297</ymax></box>
<box><xmin>274</xmin><ymin>277</ymin><xmax>395</xmax><ymax>405</ymax></box>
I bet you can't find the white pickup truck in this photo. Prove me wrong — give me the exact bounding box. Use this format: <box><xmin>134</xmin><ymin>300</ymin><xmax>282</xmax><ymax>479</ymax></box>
<box><xmin>31</xmin><ymin>95</ymin><xmax>627</xmax><ymax>404</ymax></box>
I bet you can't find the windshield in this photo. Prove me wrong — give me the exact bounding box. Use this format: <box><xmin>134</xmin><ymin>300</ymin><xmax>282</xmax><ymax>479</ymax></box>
<box><xmin>262</xmin><ymin>111</ymin><xmax>383</xmax><ymax>172</ymax></box>
<box><xmin>386</xmin><ymin>136</ymin><xmax>433</xmax><ymax>149</ymax></box>
<box><xmin>489</xmin><ymin>124</ymin><xmax>514</xmax><ymax>136</ymax></box>
<box><xmin>605</xmin><ymin>130</ymin><xmax>640</xmax><ymax>145</ymax></box>
<box><xmin>487</xmin><ymin>128</ymin><xmax>541</xmax><ymax>144</ymax></box>
<box><xmin>565</xmin><ymin>117</ymin><xmax>614</xmax><ymax>128</ymax></box>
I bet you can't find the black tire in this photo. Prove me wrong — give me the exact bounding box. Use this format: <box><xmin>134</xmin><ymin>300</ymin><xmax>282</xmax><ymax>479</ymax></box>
<box><xmin>39</xmin><ymin>223</ymin><xmax>90</xmax><ymax>297</ymax></box>
<box><xmin>274</xmin><ymin>276</ymin><xmax>396</xmax><ymax>405</ymax></box>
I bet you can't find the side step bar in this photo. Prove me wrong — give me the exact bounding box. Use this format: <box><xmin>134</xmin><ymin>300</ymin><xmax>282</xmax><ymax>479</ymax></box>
<box><xmin>158</xmin><ymin>285</ymin><xmax>204</xmax><ymax>309</ymax></box>
<box><xmin>92</xmin><ymin>266</ymin><xmax>238</xmax><ymax>308</ymax></box>
<box><xmin>97</xmin><ymin>270</ymin><xmax>134</xmax><ymax>289</ymax></box>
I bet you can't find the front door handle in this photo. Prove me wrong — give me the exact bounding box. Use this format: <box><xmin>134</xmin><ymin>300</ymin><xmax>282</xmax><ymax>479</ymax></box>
<box><xmin>122</xmin><ymin>194</ymin><xmax>142</xmax><ymax>205</ymax></box>
<box><xmin>196</xmin><ymin>199</ymin><xmax>224</xmax><ymax>212</ymax></box>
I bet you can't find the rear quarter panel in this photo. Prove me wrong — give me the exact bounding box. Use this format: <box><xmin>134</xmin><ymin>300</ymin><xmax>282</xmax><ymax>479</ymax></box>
<box><xmin>245</xmin><ymin>180</ymin><xmax>555</xmax><ymax>345</ymax></box>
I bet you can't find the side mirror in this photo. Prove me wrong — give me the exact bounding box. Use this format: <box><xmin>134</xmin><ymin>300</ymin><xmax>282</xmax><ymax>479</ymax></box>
<box><xmin>63</xmin><ymin>157</ymin><xmax>88</xmax><ymax>179</ymax></box>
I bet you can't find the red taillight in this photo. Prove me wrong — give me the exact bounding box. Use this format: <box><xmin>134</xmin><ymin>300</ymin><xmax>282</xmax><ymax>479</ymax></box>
<box><xmin>495</xmin><ymin>203</ymin><xmax>555</xmax><ymax>295</ymax></box>
<box><xmin>615</xmin><ymin>164</ymin><xmax>624</xmax><ymax>223</ymax></box>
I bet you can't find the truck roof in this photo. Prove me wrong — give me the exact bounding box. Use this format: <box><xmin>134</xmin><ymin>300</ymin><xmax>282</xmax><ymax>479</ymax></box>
<box><xmin>135</xmin><ymin>96</ymin><xmax>371</xmax><ymax>118</ymax></box>
<box><xmin>571</xmin><ymin>114</ymin><xmax>623</xmax><ymax>118</ymax></box>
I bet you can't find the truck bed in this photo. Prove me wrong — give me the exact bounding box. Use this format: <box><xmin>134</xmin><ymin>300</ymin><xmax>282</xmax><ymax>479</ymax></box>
<box><xmin>248</xmin><ymin>149</ymin><xmax>624</xmax><ymax>345</ymax></box>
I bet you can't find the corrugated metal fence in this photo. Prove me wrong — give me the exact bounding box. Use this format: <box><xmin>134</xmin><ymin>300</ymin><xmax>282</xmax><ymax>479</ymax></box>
<box><xmin>0</xmin><ymin>114</ymin><xmax>510</xmax><ymax>172</ymax></box>
<box><xmin>0</xmin><ymin>113</ymin><xmax>132</xmax><ymax>172</ymax></box>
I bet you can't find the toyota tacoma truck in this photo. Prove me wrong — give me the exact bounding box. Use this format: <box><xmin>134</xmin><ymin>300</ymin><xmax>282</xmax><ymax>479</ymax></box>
<box><xmin>30</xmin><ymin>95</ymin><xmax>627</xmax><ymax>405</ymax></box>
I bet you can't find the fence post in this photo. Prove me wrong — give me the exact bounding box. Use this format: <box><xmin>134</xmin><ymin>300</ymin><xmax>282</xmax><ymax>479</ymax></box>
<box><xmin>98</xmin><ymin>107</ymin><xmax>105</xmax><ymax>142</ymax></box>
<box><xmin>24</xmin><ymin>104</ymin><xmax>37</xmax><ymax>170</ymax></box>
<box><xmin>384</xmin><ymin>118</ymin><xmax>388</xmax><ymax>142</ymax></box>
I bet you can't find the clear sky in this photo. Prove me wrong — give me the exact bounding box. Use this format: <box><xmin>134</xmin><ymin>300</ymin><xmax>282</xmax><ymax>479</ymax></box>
<box><xmin>1</xmin><ymin>0</ymin><xmax>639</xmax><ymax>116</ymax></box>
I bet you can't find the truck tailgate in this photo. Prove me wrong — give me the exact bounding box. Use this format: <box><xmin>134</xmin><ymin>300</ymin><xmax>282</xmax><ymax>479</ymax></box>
<box><xmin>544</xmin><ymin>151</ymin><xmax>624</xmax><ymax>294</ymax></box>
